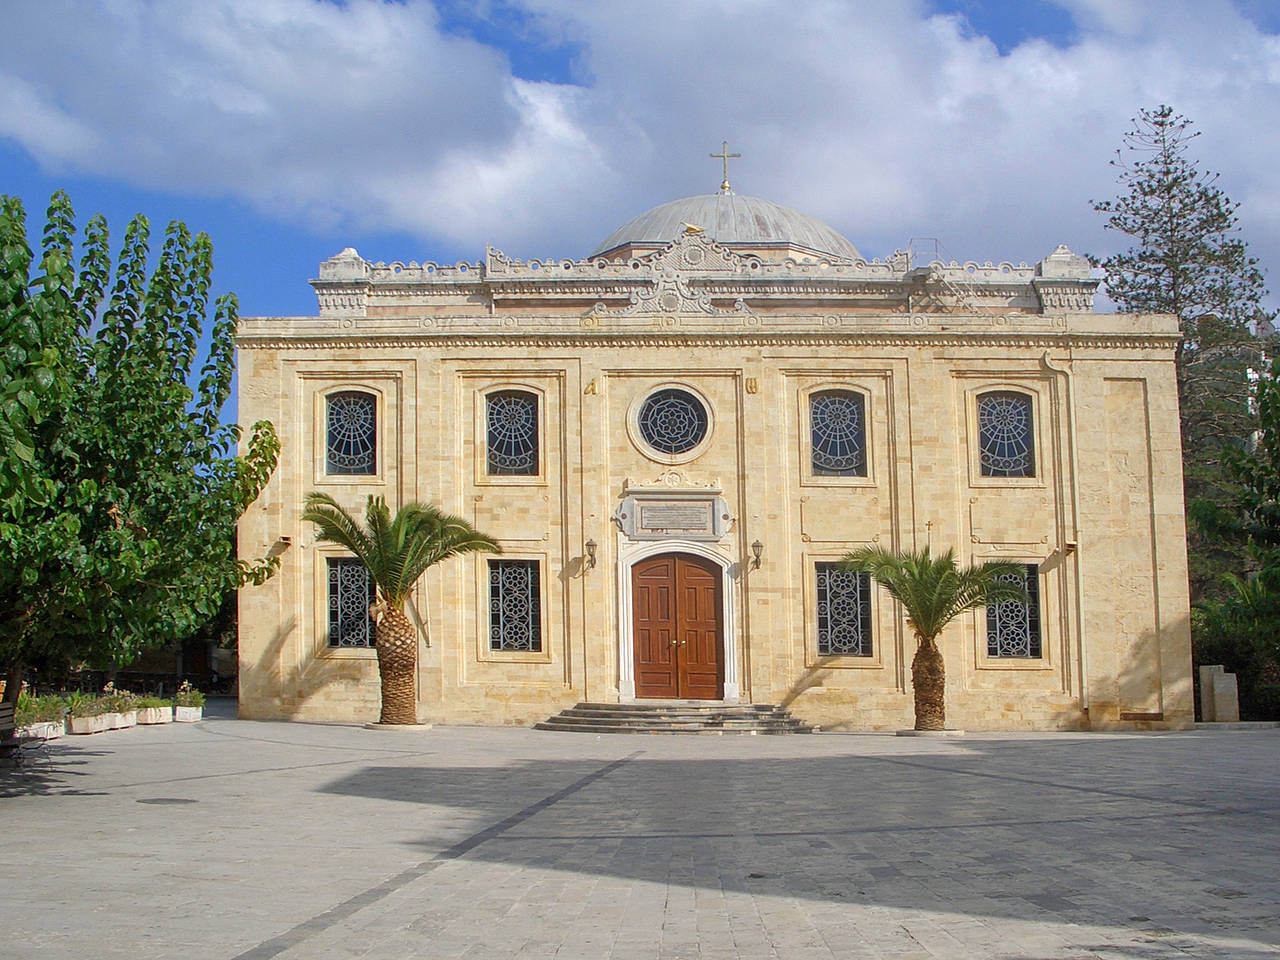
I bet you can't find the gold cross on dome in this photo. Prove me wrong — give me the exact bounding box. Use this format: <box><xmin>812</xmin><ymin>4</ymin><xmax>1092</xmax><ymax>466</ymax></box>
<box><xmin>710</xmin><ymin>140</ymin><xmax>741</xmax><ymax>193</ymax></box>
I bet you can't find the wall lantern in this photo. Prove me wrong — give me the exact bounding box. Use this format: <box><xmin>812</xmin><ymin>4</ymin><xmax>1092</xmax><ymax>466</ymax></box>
<box><xmin>750</xmin><ymin>539</ymin><xmax>763</xmax><ymax>569</ymax></box>
<box><xmin>585</xmin><ymin>539</ymin><xmax>598</xmax><ymax>570</ymax></box>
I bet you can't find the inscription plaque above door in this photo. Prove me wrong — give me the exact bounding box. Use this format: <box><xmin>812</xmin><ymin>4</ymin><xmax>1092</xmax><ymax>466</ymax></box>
<box><xmin>615</xmin><ymin>470</ymin><xmax>731</xmax><ymax>542</ymax></box>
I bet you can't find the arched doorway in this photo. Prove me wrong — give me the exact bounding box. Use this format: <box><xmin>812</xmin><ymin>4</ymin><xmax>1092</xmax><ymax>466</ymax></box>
<box><xmin>631</xmin><ymin>552</ymin><xmax>724</xmax><ymax>699</ymax></box>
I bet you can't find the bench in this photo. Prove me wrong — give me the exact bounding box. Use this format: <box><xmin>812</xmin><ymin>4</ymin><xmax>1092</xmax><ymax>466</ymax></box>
<box><xmin>0</xmin><ymin>701</ymin><xmax>16</xmax><ymax>759</ymax></box>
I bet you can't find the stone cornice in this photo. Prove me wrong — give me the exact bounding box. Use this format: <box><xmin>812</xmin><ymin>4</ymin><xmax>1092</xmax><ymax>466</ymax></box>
<box><xmin>312</xmin><ymin>234</ymin><xmax>1101</xmax><ymax>318</ymax></box>
<box><xmin>237</xmin><ymin>331</ymin><xmax>1179</xmax><ymax>352</ymax></box>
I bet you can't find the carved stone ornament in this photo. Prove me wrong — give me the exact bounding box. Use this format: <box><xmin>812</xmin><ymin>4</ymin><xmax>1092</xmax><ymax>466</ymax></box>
<box><xmin>615</xmin><ymin>469</ymin><xmax>730</xmax><ymax>542</ymax></box>
<box><xmin>623</xmin><ymin>468</ymin><xmax>720</xmax><ymax>493</ymax></box>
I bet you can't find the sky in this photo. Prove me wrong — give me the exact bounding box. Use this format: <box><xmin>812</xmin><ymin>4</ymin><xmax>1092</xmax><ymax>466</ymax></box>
<box><xmin>3</xmin><ymin>0</ymin><xmax>1280</xmax><ymax>332</ymax></box>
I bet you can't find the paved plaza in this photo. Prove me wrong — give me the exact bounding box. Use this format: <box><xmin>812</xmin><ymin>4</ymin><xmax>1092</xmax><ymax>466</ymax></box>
<box><xmin>3</xmin><ymin>703</ymin><xmax>1279</xmax><ymax>960</ymax></box>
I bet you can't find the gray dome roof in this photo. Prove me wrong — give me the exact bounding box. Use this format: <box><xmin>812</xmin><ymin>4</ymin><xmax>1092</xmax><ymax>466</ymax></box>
<box><xmin>591</xmin><ymin>193</ymin><xmax>861</xmax><ymax>260</ymax></box>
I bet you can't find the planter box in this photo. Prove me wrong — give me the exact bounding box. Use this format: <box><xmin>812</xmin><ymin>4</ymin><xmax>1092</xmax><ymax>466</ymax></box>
<box><xmin>137</xmin><ymin>706</ymin><xmax>172</xmax><ymax>725</ymax></box>
<box><xmin>117</xmin><ymin>710</ymin><xmax>137</xmax><ymax>728</ymax></box>
<box><xmin>101</xmin><ymin>711</ymin><xmax>122</xmax><ymax>730</ymax></box>
<box><xmin>19</xmin><ymin>720</ymin><xmax>64</xmax><ymax>741</ymax></box>
<box><xmin>69</xmin><ymin>715</ymin><xmax>107</xmax><ymax>735</ymax></box>
<box><xmin>174</xmin><ymin>706</ymin><xmax>203</xmax><ymax>723</ymax></box>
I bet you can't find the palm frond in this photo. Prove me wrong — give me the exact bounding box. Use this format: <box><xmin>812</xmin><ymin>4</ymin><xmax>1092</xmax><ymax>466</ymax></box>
<box><xmin>841</xmin><ymin>545</ymin><xmax>1029</xmax><ymax>643</ymax></box>
<box><xmin>302</xmin><ymin>493</ymin><xmax>499</xmax><ymax>609</ymax></box>
<box><xmin>301</xmin><ymin>493</ymin><xmax>374</xmax><ymax>563</ymax></box>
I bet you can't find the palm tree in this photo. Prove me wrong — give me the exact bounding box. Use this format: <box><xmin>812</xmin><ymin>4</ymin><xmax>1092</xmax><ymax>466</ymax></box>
<box><xmin>840</xmin><ymin>546</ymin><xmax>1028</xmax><ymax>731</ymax></box>
<box><xmin>302</xmin><ymin>493</ymin><xmax>499</xmax><ymax>725</ymax></box>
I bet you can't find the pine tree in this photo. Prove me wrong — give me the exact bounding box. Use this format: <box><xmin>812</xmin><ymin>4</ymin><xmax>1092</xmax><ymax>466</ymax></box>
<box><xmin>1093</xmin><ymin>105</ymin><xmax>1274</xmax><ymax>600</ymax></box>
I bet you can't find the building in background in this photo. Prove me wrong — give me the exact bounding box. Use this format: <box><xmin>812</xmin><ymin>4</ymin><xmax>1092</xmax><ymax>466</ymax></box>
<box><xmin>236</xmin><ymin>176</ymin><xmax>1192</xmax><ymax>730</ymax></box>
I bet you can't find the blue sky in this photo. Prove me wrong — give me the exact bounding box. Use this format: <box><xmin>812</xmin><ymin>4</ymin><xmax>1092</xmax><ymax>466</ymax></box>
<box><xmin>3</xmin><ymin>0</ymin><xmax>1279</xmax><ymax>336</ymax></box>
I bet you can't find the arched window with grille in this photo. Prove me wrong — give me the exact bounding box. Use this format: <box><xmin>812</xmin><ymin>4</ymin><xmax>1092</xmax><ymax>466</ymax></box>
<box><xmin>978</xmin><ymin>391</ymin><xmax>1035</xmax><ymax>478</ymax></box>
<box><xmin>486</xmin><ymin>390</ymin><xmax>539</xmax><ymax>476</ymax></box>
<box><xmin>325</xmin><ymin>391</ymin><xmax>377</xmax><ymax>475</ymax></box>
<box><xmin>810</xmin><ymin>390</ymin><xmax>867</xmax><ymax>477</ymax></box>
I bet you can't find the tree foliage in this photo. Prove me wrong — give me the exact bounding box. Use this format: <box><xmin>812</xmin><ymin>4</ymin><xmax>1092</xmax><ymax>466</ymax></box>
<box><xmin>840</xmin><ymin>546</ymin><xmax>1027</xmax><ymax>644</ymax></box>
<box><xmin>840</xmin><ymin>545</ymin><xmax>1027</xmax><ymax>730</ymax></box>
<box><xmin>0</xmin><ymin>191</ymin><xmax>279</xmax><ymax>696</ymax></box>
<box><xmin>302</xmin><ymin>493</ymin><xmax>498</xmax><ymax>724</ymax></box>
<box><xmin>1191</xmin><ymin>358</ymin><xmax>1280</xmax><ymax>717</ymax></box>
<box><xmin>301</xmin><ymin>493</ymin><xmax>500</xmax><ymax>612</ymax></box>
<box><xmin>1092</xmin><ymin>105</ymin><xmax>1274</xmax><ymax>600</ymax></box>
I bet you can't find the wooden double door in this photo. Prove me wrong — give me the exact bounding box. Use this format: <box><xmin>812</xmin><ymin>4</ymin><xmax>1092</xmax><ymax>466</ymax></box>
<box><xmin>632</xmin><ymin>553</ymin><xmax>724</xmax><ymax>700</ymax></box>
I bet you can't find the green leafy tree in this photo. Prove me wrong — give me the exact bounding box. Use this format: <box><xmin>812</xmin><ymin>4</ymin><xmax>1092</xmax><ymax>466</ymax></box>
<box><xmin>840</xmin><ymin>546</ymin><xmax>1027</xmax><ymax>730</ymax></box>
<box><xmin>302</xmin><ymin>493</ymin><xmax>499</xmax><ymax>725</ymax></box>
<box><xmin>1092</xmin><ymin>105</ymin><xmax>1273</xmax><ymax>600</ymax></box>
<box><xmin>1192</xmin><ymin>357</ymin><xmax>1280</xmax><ymax>717</ymax></box>
<box><xmin>1214</xmin><ymin>358</ymin><xmax>1280</xmax><ymax>554</ymax></box>
<box><xmin>0</xmin><ymin>192</ymin><xmax>279</xmax><ymax>702</ymax></box>
<box><xmin>1194</xmin><ymin>557</ymin><xmax>1280</xmax><ymax>718</ymax></box>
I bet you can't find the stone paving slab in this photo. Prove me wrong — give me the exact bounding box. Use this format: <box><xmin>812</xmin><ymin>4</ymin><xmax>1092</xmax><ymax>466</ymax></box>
<box><xmin>2</xmin><ymin>702</ymin><xmax>1279</xmax><ymax>959</ymax></box>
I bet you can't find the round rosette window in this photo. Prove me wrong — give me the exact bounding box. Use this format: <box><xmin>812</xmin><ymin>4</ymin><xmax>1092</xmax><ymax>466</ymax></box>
<box><xmin>631</xmin><ymin>386</ymin><xmax>713</xmax><ymax>463</ymax></box>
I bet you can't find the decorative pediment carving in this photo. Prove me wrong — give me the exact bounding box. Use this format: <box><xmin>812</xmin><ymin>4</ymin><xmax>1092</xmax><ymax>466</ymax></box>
<box><xmin>623</xmin><ymin>468</ymin><xmax>720</xmax><ymax>493</ymax></box>
<box><xmin>637</xmin><ymin>233</ymin><xmax>763</xmax><ymax>273</ymax></box>
<box><xmin>586</xmin><ymin>278</ymin><xmax>755</xmax><ymax>319</ymax></box>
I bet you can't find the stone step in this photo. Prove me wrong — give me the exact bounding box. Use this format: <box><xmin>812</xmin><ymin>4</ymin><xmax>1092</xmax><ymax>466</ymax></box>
<box><xmin>548</xmin><ymin>706</ymin><xmax>801</xmax><ymax>719</ymax></box>
<box><xmin>555</xmin><ymin>709</ymin><xmax>792</xmax><ymax>722</ymax></box>
<box><xmin>529</xmin><ymin>721</ymin><xmax>808</xmax><ymax>737</ymax></box>
<box><xmin>543</xmin><ymin>715</ymin><xmax>810</xmax><ymax>730</ymax></box>
<box><xmin>569</xmin><ymin>701</ymin><xmax>778</xmax><ymax>711</ymax></box>
<box><xmin>536</xmin><ymin>701</ymin><xmax>816</xmax><ymax>735</ymax></box>
<box><xmin>557</xmin><ymin>702</ymin><xmax>783</xmax><ymax>716</ymax></box>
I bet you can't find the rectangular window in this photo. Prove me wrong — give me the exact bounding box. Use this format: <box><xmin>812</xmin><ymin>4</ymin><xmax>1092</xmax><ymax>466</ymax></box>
<box><xmin>327</xmin><ymin>557</ymin><xmax>375</xmax><ymax>647</ymax></box>
<box><xmin>986</xmin><ymin>564</ymin><xmax>1041</xmax><ymax>658</ymax></box>
<box><xmin>816</xmin><ymin>562</ymin><xmax>873</xmax><ymax>656</ymax></box>
<box><xmin>488</xmin><ymin>559</ymin><xmax>542</xmax><ymax>652</ymax></box>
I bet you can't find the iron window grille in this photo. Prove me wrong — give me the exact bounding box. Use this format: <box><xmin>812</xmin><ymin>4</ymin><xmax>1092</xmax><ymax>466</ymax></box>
<box><xmin>816</xmin><ymin>562</ymin><xmax>873</xmax><ymax>656</ymax></box>
<box><xmin>986</xmin><ymin>564</ymin><xmax>1042</xmax><ymax>658</ymax></box>
<box><xmin>637</xmin><ymin>388</ymin><xmax>709</xmax><ymax>455</ymax></box>
<box><xmin>978</xmin><ymin>391</ymin><xmax>1035</xmax><ymax>478</ymax></box>
<box><xmin>327</xmin><ymin>557</ymin><xmax>375</xmax><ymax>647</ymax></box>
<box><xmin>488</xmin><ymin>559</ymin><xmax>542</xmax><ymax>652</ymax></box>
<box><xmin>486</xmin><ymin>390</ymin><xmax>539</xmax><ymax>475</ymax></box>
<box><xmin>810</xmin><ymin>390</ymin><xmax>868</xmax><ymax>476</ymax></box>
<box><xmin>326</xmin><ymin>391</ymin><xmax>377</xmax><ymax>475</ymax></box>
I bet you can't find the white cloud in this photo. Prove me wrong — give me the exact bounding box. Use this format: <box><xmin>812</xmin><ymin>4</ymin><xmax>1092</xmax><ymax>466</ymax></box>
<box><xmin>0</xmin><ymin>76</ymin><xmax>100</xmax><ymax>160</ymax></box>
<box><xmin>3</xmin><ymin>0</ymin><xmax>1280</xmax><ymax>296</ymax></box>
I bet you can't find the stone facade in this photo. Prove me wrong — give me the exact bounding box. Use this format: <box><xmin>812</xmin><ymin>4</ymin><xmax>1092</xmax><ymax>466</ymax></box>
<box><xmin>236</xmin><ymin>195</ymin><xmax>1193</xmax><ymax>730</ymax></box>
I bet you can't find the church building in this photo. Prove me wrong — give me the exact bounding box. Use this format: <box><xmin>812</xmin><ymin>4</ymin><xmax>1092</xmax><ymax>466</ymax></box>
<box><xmin>236</xmin><ymin>165</ymin><xmax>1193</xmax><ymax>731</ymax></box>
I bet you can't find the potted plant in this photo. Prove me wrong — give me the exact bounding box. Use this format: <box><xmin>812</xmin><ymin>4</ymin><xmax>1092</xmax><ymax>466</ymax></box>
<box><xmin>100</xmin><ymin>682</ymin><xmax>137</xmax><ymax>729</ymax></box>
<box><xmin>173</xmin><ymin>681</ymin><xmax>205</xmax><ymax>722</ymax></box>
<box><xmin>135</xmin><ymin>696</ymin><xmax>173</xmax><ymax>724</ymax></box>
<box><xmin>66</xmin><ymin>690</ymin><xmax>108</xmax><ymax>734</ymax></box>
<box><xmin>15</xmin><ymin>692</ymin><xmax>67</xmax><ymax>740</ymax></box>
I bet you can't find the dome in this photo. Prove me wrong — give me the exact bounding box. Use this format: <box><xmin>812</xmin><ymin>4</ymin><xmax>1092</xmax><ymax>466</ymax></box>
<box><xmin>591</xmin><ymin>193</ymin><xmax>861</xmax><ymax>261</ymax></box>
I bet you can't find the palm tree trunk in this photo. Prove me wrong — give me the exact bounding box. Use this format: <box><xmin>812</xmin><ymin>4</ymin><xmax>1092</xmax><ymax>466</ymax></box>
<box><xmin>374</xmin><ymin>608</ymin><xmax>418</xmax><ymax>724</ymax></box>
<box><xmin>911</xmin><ymin>633</ymin><xmax>946</xmax><ymax>731</ymax></box>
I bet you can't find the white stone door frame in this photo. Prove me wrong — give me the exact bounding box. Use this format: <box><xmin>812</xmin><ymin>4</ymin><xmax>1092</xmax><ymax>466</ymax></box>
<box><xmin>616</xmin><ymin>538</ymin><xmax>740</xmax><ymax>703</ymax></box>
